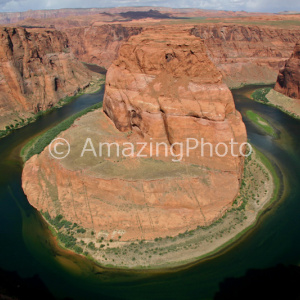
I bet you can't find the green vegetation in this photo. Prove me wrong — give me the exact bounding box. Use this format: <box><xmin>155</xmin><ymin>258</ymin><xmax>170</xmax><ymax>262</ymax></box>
<box><xmin>254</xmin><ymin>147</ymin><xmax>280</xmax><ymax>205</ymax></box>
<box><xmin>251</xmin><ymin>87</ymin><xmax>272</xmax><ymax>103</ymax></box>
<box><xmin>22</xmin><ymin>102</ymin><xmax>103</xmax><ymax>162</ymax></box>
<box><xmin>251</xmin><ymin>88</ymin><xmax>300</xmax><ymax>120</ymax></box>
<box><xmin>0</xmin><ymin>116</ymin><xmax>34</xmax><ymax>138</ymax></box>
<box><xmin>41</xmin><ymin>210</ymin><xmax>91</xmax><ymax>254</ymax></box>
<box><xmin>246</xmin><ymin>110</ymin><xmax>277</xmax><ymax>137</ymax></box>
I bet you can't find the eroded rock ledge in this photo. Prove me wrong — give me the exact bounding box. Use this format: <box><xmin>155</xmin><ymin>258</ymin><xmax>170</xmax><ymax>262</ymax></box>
<box><xmin>22</xmin><ymin>28</ymin><xmax>247</xmax><ymax>242</ymax></box>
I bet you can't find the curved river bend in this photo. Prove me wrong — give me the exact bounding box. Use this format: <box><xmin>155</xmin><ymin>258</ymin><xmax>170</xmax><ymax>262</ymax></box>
<box><xmin>0</xmin><ymin>85</ymin><xmax>299</xmax><ymax>299</ymax></box>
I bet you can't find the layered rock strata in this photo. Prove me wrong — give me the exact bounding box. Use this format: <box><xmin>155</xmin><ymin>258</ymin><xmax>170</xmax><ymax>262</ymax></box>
<box><xmin>64</xmin><ymin>24</ymin><xmax>300</xmax><ymax>88</ymax></box>
<box><xmin>65</xmin><ymin>25</ymin><xmax>142</xmax><ymax>69</ymax></box>
<box><xmin>191</xmin><ymin>25</ymin><xmax>300</xmax><ymax>88</ymax></box>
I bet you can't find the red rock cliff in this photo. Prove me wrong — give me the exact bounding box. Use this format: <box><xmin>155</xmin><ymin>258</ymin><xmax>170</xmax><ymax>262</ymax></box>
<box><xmin>103</xmin><ymin>26</ymin><xmax>247</xmax><ymax>171</ymax></box>
<box><xmin>64</xmin><ymin>24</ymin><xmax>300</xmax><ymax>88</ymax></box>
<box><xmin>0</xmin><ymin>27</ymin><xmax>99</xmax><ymax>129</ymax></box>
<box><xmin>274</xmin><ymin>42</ymin><xmax>300</xmax><ymax>99</ymax></box>
<box><xmin>65</xmin><ymin>25</ymin><xmax>142</xmax><ymax>68</ymax></box>
<box><xmin>190</xmin><ymin>25</ymin><xmax>300</xmax><ymax>87</ymax></box>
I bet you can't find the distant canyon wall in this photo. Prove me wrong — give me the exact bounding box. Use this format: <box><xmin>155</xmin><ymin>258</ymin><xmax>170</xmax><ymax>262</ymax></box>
<box><xmin>191</xmin><ymin>25</ymin><xmax>300</xmax><ymax>88</ymax></box>
<box><xmin>65</xmin><ymin>25</ymin><xmax>142</xmax><ymax>69</ymax></box>
<box><xmin>64</xmin><ymin>24</ymin><xmax>300</xmax><ymax>88</ymax></box>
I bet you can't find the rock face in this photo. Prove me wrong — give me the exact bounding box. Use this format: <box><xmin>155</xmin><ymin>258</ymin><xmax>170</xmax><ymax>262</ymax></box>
<box><xmin>66</xmin><ymin>24</ymin><xmax>300</xmax><ymax>88</ymax></box>
<box><xmin>191</xmin><ymin>25</ymin><xmax>300</xmax><ymax>88</ymax></box>
<box><xmin>103</xmin><ymin>27</ymin><xmax>247</xmax><ymax>171</ymax></box>
<box><xmin>22</xmin><ymin>28</ymin><xmax>247</xmax><ymax>241</ymax></box>
<box><xmin>0</xmin><ymin>27</ymin><xmax>99</xmax><ymax>129</ymax></box>
<box><xmin>65</xmin><ymin>25</ymin><xmax>142</xmax><ymax>69</ymax></box>
<box><xmin>274</xmin><ymin>42</ymin><xmax>300</xmax><ymax>99</ymax></box>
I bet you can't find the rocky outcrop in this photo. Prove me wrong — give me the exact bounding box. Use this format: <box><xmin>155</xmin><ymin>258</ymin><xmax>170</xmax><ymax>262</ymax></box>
<box><xmin>0</xmin><ymin>27</ymin><xmax>100</xmax><ymax>129</ymax></box>
<box><xmin>103</xmin><ymin>27</ymin><xmax>247</xmax><ymax>171</ymax></box>
<box><xmin>275</xmin><ymin>42</ymin><xmax>300</xmax><ymax>99</ymax></box>
<box><xmin>23</xmin><ymin>27</ymin><xmax>247</xmax><ymax>241</ymax></box>
<box><xmin>65</xmin><ymin>25</ymin><xmax>142</xmax><ymax>68</ymax></box>
<box><xmin>191</xmin><ymin>25</ymin><xmax>300</xmax><ymax>88</ymax></box>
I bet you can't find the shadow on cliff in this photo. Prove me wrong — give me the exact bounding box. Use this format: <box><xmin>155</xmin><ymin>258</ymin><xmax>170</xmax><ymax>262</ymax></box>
<box><xmin>119</xmin><ymin>9</ymin><xmax>188</xmax><ymax>20</ymax></box>
<box><xmin>214</xmin><ymin>264</ymin><xmax>300</xmax><ymax>300</ymax></box>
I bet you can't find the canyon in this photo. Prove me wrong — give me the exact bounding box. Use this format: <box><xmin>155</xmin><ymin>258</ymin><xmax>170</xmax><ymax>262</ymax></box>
<box><xmin>22</xmin><ymin>27</ymin><xmax>247</xmax><ymax>242</ymax></box>
<box><xmin>1</xmin><ymin>8</ymin><xmax>298</xmax><ymax>90</ymax></box>
<box><xmin>0</xmin><ymin>11</ymin><xmax>298</xmax><ymax>131</ymax></box>
<box><xmin>0</xmin><ymin>26</ymin><xmax>101</xmax><ymax>130</ymax></box>
<box><xmin>0</xmin><ymin>7</ymin><xmax>295</xmax><ymax>267</ymax></box>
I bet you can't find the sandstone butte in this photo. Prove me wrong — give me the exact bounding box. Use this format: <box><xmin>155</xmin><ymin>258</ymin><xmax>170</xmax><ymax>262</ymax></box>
<box><xmin>0</xmin><ymin>27</ymin><xmax>100</xmax><ymax>129</ymax></box>
<box><xmin>22</xmin><ymin>27</ymin><xmax>247</xmax><ymax>242</ymax></box>
<box><xmin>275</xmin><ymin>41</ymin><xmax>300</xmax><ymax>99</ymax></box>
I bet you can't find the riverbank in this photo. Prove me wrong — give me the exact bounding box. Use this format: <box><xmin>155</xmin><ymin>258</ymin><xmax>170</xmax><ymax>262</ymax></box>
<box><xmin>21</xmin><ymin>101</ymin><xmax>103</xmax><ymax>162</ymax></box>
<box><xmin>0</xmin><ymin>77</ymin><xmax>105</xmax><ymax>140</ymax></box>
<box><xmin>35</xmin><ymin>143</ymin><xmax>279</xmax><ymax>269</ymax></box>
<box><xmin>251</xmin><ymin>87</ymin><xmax>300</xmax><ymax>119</ymax></box>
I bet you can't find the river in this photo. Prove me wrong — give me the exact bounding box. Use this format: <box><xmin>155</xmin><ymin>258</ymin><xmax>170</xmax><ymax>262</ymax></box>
<box><xmin>0</xmin><ymin>85</ymin><xmax>299</xmax><ymax>299</ymax></box>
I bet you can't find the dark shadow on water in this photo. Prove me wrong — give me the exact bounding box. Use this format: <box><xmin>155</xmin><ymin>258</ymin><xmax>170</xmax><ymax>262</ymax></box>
<box><xmin>0</xmin><ymin>267</ymin><xmax>55</xmax><ymax>300</ymax></box>
<box><xmin>214</xmin><ymin>264</ymin><xmax>300</xmax><ymax>300</ymax></box>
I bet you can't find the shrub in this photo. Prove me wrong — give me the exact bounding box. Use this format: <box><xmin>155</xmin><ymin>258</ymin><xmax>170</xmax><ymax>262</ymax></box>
<box><xmin>73</xmin><ymin>245</ymin><xmax>83</xmax><ymax>254</ymax></box>
<box><xmin>252</xmin><ymin>88</ymin><xmax>271</xmax><ymax>103</ymax></box>
<box><xmin>87</xmin><ymin>242</ymin><xmax>96</xmax><ymax>250</ymax></box>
